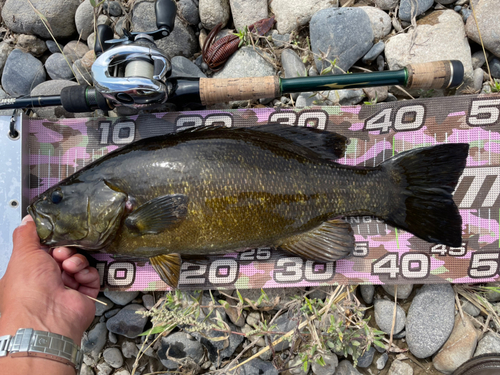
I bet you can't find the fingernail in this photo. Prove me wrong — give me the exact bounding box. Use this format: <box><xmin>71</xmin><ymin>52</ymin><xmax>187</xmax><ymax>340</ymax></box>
<box><xmin>20</xmin><ymin>215</ymin><xmax>33</xmax><ymax>226</ymax></box>
<box><xmin>79</xmin><ymin>269</ymin><xmax>90</xmax><ymax>275</ymax></box>
<box><xmin>69</xmin><ymin>257</ymin><xmax>83</xmax><ymax>268</ymax></box>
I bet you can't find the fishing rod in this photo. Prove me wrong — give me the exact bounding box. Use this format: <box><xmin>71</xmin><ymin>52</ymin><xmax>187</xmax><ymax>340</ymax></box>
<box><xmin>0</xmin><ymin>0</ymin><xmax>464</xmax><ymax>113</ymax></box>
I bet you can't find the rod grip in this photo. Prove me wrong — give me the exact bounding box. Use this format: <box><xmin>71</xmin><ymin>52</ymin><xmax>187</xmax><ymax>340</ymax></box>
<box><xmin>199</xmin><ymin>76</ymin><xmax>280</xmax><ymax>105</ymax></box>
<box><xmin>405</xmin><ymin>60</ymin><xmax>464</xmax><ymax>89</ymax></box>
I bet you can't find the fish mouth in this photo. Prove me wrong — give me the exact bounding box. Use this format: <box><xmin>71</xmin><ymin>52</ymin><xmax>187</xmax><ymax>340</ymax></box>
<box><xmin>27</xmin><ymin>205</ymin><xmax>55</xmax><ymax>244</ymax></box>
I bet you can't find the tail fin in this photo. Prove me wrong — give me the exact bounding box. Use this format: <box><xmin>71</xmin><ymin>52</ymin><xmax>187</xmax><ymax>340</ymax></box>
<box><xmin>383</xmin><ymin>143</ymin><xmax>469</xmax><ymax>247</ymax></box>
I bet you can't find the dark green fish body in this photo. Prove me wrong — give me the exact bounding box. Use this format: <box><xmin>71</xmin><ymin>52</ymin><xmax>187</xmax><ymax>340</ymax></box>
<box><xmin>28</xmin><ymin>125</ymin><xmax>469</xmax><ymax>287</ymax></box>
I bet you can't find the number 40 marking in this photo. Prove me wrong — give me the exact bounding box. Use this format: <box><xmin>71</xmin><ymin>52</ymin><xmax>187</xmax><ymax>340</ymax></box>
<box><xmin>364</xmin><ymin>105</ymin><xmax>426</xmax><ymax>134</ymax></box>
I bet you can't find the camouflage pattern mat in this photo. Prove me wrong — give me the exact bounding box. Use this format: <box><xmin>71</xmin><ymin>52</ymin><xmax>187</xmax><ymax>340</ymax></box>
<box><xmin>28</xmin><ymin>93</ymin><xmax>500</xmax><ymax>291</ymax></box>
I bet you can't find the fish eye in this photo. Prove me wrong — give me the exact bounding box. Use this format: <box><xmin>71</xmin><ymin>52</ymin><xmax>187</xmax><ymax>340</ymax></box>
<box><xmin>51</xmin><ymin>189</ymin><xmax>63</xmax><ymax>204</ymax></box>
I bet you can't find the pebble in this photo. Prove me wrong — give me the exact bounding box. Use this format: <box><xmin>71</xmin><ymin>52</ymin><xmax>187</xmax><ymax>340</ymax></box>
<box><xmin>106</xmin><ymin>304</ymin><xmax>148</xmax><ymax>338</ymax></box>
<box><xmin>433</xmin><ymin>314</ymin><xmax>479</xmax><ymax>374</ymax></box>
<box><xmin>114</xmin><ymin>370</ymin><xmax>130</xmax><ymax>375</ymax></box>
<box><xmin>80</xmin><ymin>363</ymin><xmax>94</xmax><ymax>375</ymax></box>
<box><xmin>171</xmin><ymin>56</ymin><xmax>207</xmax><ymax>78</ymax></box>
<box><xmin>63</xmin><ymin>41</ymin><xmax>90</xmax><ymax>62</ymax></box>
<box><xmin>271</xmin><ymin>0</ymin><xmax>333</xmax><ymax>34</ymax></box>
<box><xmin>473</xmin><ymin>68</ymin><xmax>486</xmax><ymax>92</ymax></box>
<box><xmin>103</xmin><ymin>1</ymin><xmax>122</xmax><ymax>17</ymax></box>
<box><xmin>388</xmin><ymin>359</ymin><xmax>413</xmax><ymax>375</ymax></box>
<box><xmin>177</xmin><ymin>0</ymin><xmax>200</xmax><ymax>25</ymax></box>
<box><xmin>406</xmin><ymin>284</ymin><xmax>455</xmax><ymax>358</ymax></box>
<box><xmin>104</xmin><ymin>291</ymin><xmax>140</xmax><ymax>306</ymax></box>
<box><xmin>363</xmin><ymin>86</ymin><xmax>389</xmax><ymax>103</ymax></box>
<box><xmin>399</xmin><ymin>0</ymin><xmax>434</xmax><ymax>22</ymax></box>
<box><xmin>220</xmin><ymin>323</ymin><xmax>245</xmax><ymax>360</ymax></box>
<box><xmin>474</xmin><ymin>331</ymin><xmax>500</xmax><ymax>356</ymax></box>
<box><xmin>157</xmin><ymin>332</ymin><xmax>204</xmax><ymax>369</ymax></box>
<box><xmin>2</xmin><ymin>49</ymin><xmax>46</xmax><ymax>97</ymax></box>
<box><xmin>230</xmin><ymin>0</ymin><xmax>268</xmax><ymax>32</ymax></box>
<box><xmin>103</xmin><ymin>347</ymin><xmax>124</xmax><ymax>369</ymax></box>
<box><xmin>16</xmin><ymin>34</ymin><xmax>47</xmax><ymax>57</ymax></box>
<box><xmin>436</xmin><ymin>0</ymin><xmax>456</xmax><ymax>4</ymax></box>
<box><xmin>281</xmin><ymin>49</ymin><xmax>307</xmax><ymax>78</ymax></box>
<box><xmin>269</xmin><ymin>313</ymin><xmax>301</xmax><ymax>351</ymax></box>
<box><xmin>310</xmin><ymin>7</ymin><xmax>373</xmax><ymax>74</ymax></box>
<box><xmin>108</xmin><ymin>331</ymin><xmax>118</xmax><ymax>344</ymax></box>
<box><xmin>377</xmin><ymin>54</ymin><xmax>385</xmax><ymax>71</ymax></box>
<box><xmin>359</xmin><ymin>7</ymin><xmax>392</xmax><ymax>40</ymax></box>
<box><xmin>271</xmin><ymin>30</ymin><xmax>290</xmax><ymax>48</ymax></box>
<box><xmin>311</xmin><ymin>353</ymin><xmax>338</xmax><ymax>375</ymax></box>
<box><xmin>45</xmin><ymin>53</ymin><xmax>75</xmax><ymax>81</ymax></box>
<box><xmin>362</xmin><ymin>41</ymin><xmax>385</xmax><ymax>65</ymax></box>
<box><xmin>372</xmin><ymin>0</ymin><xmax>399</xmax><ymax>10</ymax></box>
<box><xmin>236</xmin><ymin>358</ymin><xmax>279</xmax><ymax>375</ymax></box>
<box><xmin>81</xmin><ymin>323</ymin><xmax>108</xmax><ymax>355</ymax></box>
<box><xmin>224</xmin><ymin>303</ymin><xmax>246</xmax><ymax>327</ymax></box>
<box><xmin>374</xmin><ymin>299</ymin><xmax>406</xmax><ymax>334</ymax></box>
<box><xmin>0</xmin><ymin>42</ymin><xmax>13</xmax><ymax>76</ymax></box>
<box><xmin>73</xmin><ymin>59</ymin><xmax>93</xmax><ymax>85</ymax></box>
<box><xmin>376</xmin><ymin>352</ymin><xmax>389</xmax><ymax>370</ymax></box>
<box><xmin>335</xmin><ymin>359</ymin><xmax>362</xmax><ymax>375</ymax></box>
<box><xmin>465</xmin><ymin>0</ymin><xmax>500</xmax><ymax>57</ymax></box>
<box><xmin>483</xmin><ymin>282</ymin><xmax>500</xmax><ymax>302</ymax></box>
<box><xmin>142</xmin><ymin>294</ymin><xmax>155</xmax><ymax>310</ymax></box>
<box><xmin>471</xmin><ymin>50</ymin><xmax>488</xmax><ymax>70</ymax></box>
<box><xmin>288</xmin><ymin>356</ymin><xmax>309</xmax><ymax>375</ymax></box>
<box><xmin>2</xmin><ymin>0</ymin><xmax>79</xmax><ymax>39</ymax></box>
<box><xmin>199</xmin><ymin>0</ymin><xmax>230</xmax><ymax>30</ymax></box>
<box><xmin>461</xmin><ymin>8</ymin><xmax>472</xmax><ymax>22</ymax></box>
<box><xmin>122</xmin><ymin>340</ymin><xmax>139</xmax><ymax>359</ymax></box>
<box><xmin>75</xmin><ymin>0</ymin><xmax>95</xmax><ymax>41</ymax></box>
<box><xmin>214</xmin><ymin>46</ymin><xmax>275</xmax><ymax>79</ymax></box>
<box><xmin>382</xmin><ymin>285</ymin><xmax>413</xmax><ymax>300</ymax></box>
<box><xmin>96</xmin><ymin>362</ymin><xmax>113</xmax><ymax>375</ymax></box>
<box><xmin>242</xmin><ymin>323</ymin><xmax>266</xmax><ymax>346</ymax></box>
<box><xmin>357</xmin><ymin>346</ymin><xmax>376</xmax><ymax>368</ymax></box>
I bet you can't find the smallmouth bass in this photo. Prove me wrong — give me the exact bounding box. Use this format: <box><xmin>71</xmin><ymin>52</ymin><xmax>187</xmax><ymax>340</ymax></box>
<box><xmin>28</xmin><ymin>125</ymin><xmax>469</xmax><ymax>288</ymax></box>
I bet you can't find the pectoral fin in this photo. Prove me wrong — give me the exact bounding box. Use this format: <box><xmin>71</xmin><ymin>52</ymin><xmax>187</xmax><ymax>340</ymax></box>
<box><xmin>150</xmin><ymin>254</ymin><xmax>182</xmax><ymax>289</ymax></box>
<box><xmin>125</xmin><ymin>194</ymin><xmax>188</xmax><ymax>235</ymax></box>
<box><xmin>279</xmin><ymin>219</ymin><xmax>354</xmax><ymax>261</ymax></box>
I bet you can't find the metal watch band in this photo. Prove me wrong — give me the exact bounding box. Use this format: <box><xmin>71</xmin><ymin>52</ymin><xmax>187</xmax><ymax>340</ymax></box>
<box><xmin>0</xmin><ymin>328</ymin><xmax>82</xmax><ymax>371</ymax></box>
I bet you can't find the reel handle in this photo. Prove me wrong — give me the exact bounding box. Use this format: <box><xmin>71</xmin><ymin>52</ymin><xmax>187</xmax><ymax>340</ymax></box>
<box><xmin>94</xmin><ymin>24</ymin><xmax>115</xmax><ymax>56</ymax></box>
<box><xmin>155</xmin><ymin>0</ymin><xmax>177</xmax><ymax>35</ymax></box>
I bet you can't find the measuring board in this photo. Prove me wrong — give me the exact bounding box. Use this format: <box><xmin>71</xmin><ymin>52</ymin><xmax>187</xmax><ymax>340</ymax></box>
<box><xmin>1</xmin><ymin>92</ymin><xmax>500</xmax><ymax>291</ymax></box>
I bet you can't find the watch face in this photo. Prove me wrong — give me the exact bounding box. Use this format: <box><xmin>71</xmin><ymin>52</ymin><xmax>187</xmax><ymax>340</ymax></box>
<box><xmin>452</xmin><ymin>354</ymin><xmax>500</xmax><ymax>375</ymax></box>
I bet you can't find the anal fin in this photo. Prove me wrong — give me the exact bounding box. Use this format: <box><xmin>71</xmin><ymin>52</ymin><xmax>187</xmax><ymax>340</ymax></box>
<box><xmin>150</xmin><ymin>254</ymin><xmax>182</xmax><ymax>289</ymax></box>
<box><xmin>279</xmin><ymin>219</ymin><xmax>354</xmax><ymax>261</ymax></box>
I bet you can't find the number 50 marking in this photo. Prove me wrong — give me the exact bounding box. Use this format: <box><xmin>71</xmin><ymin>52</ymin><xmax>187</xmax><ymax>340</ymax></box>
<box><xmin>467</xmin><ymin>98</ymin><xmax>500</xmax><ymax>126</ymax></box>
<box><xmin>468</xmin><ymin>251</ymin><xmax>500</xmax><ymax>279</ymax></box>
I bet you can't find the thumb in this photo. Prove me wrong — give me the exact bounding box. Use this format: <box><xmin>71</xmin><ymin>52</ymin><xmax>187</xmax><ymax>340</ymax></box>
<box><xmin>12</xmin><ymin>215</ymin><xmax>42</xmax><ymax>255</ymax></box>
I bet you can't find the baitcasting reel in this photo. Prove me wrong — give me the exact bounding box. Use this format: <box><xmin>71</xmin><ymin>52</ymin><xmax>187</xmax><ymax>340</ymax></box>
<box><xmin>62</xmin><ymin>0</ymin><xmax>177</xmax><ymax>113</ymax></box>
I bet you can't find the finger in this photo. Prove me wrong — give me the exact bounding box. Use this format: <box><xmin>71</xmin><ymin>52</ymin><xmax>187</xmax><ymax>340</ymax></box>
<box><xmin>74</xmin><ymin>267</ymin><xmax>99</xmax><ymax>285</ymax></box>
<box><xmin>52</xmin><ymin>247</ymin><xmax>78</xmax><ymax>263</ymax></box>
<box><xmin>62</xmin><ymin>254</ymin><xmax>89</xmax><ymax>274</ymax></box>
<box><xmin>61</xmin><ymin>271</ymin><xmax>79</xmax><ymax>290</ymax></box>
<box><xmin>12</xmin><ymin>216</ymin><xmax>41</xmax><ymax>256</ymax></box>
<box><xmin>78</xmin><ymin>285</ymin><xmax>100</xmax><ymax>299</ymax></box>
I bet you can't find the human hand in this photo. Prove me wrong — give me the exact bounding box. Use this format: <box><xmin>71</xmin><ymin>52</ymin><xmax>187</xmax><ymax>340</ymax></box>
<box><xmin>0</xmin><ymin>215</ymin><xmax>100</xmax><ymax>344</ymax></box>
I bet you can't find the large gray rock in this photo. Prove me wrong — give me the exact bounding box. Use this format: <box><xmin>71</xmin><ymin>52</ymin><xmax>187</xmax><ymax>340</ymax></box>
<box><xmin>399</xmin><ymin>0</ymin><xmax>434</xmax><ymax>22</ymax></box>
<box><xmin>310</xmin><ymin>7</ymin><xmax>373</xmax><ymax>74</ymax></box>
<box><xmin>132</xmin><ymin>1</ymin><xmax>198</xmax><ymax>59</ymax></box>
<box><xmin>199</xmin><ymin>0</ymin><xmax>230</xmax><ymax>30</ymax></box>
<box><xmin>103</xmin><ymin>348</ymin><xmax>124</xmax><ymax>369</ymax></box>
<box><xmin>45</xmin><ymin>53</ymin><xmax>74</xmax><ymax>81</ymax></box>
<box><xmin>230</xmin><ymin>0</ymin><xmax>268</xmax><ymax>32</ymax></box>
<box><xmin>474</xmin><ymin>332</ymin><xmax>500</xmax><ymax>356</ymax></box>
<box><xmin>16</xmin><ymin>34</ymin><xmax>47</xmax><ymax>57</ymax></box>
<box><xmin>271</xmin><ymin>0</ymin><xmax>334</xmax><ymax>34</ymax></box>
<box><xmin>406</xmin><ymin>284</ymin><xmax>455</xmax><ymax>358</ymax></box>
<box><xmin>75</xmin><ymin>0</ymin><xmax>94</xmax><ymax>41</ymax></box>
<box><xmin>374</xmin><ymin>299</ymin><xmax>406</xmax><ymax>334</ymax></box>
<box><xmin>2</xmin><ymin>49</ymin><xmax>46</xmax><ymax>97</ymax></box>
<box><xmin>171</xmin><ymin>56</ymin><xmax>206</xmax><ymax>78</ymax></box>
<box><xmin>157</xmin><ymin>332</ymin><xmax>204</xmax><ymax>370</ymax></box>
<box><xmin>385</xmin><ymin>10</ymin><xmax>473</xmax><ymax>92</ymax></box>
<box><xmin>0</xmin><ymin>42</ymin><xmax>13</xmax><ymax>78</ymax></box>
<box><xmin>81</xmin><ymin>323</ymin><xmax>108</xmax><ymax>355</ymax></box>
<box><xmin>214</xmin><ymin>46</ymin><xmax>275</xmax><ymax>78</ymax></box>
<box><xmin>433</xmin><ymin>314</ymin><xmax>478</xmax><ymax>374</ymax></box>
<box><xmin>2</xmin><ymin>0</ymin><xmax>79</xmax><ymax>39</ymax></box>
<box><xmin>234</xmin><ymin>358</ymin><xmax>279</xmax><ymax>375</ymax></box>
<box><xmin>360</xmin><ymin>6</ymin><xmax>392</xmax><ymax>41</ymax></box>
<box><xmin>106</xmin><ymin>304</ymin><xmax>148</xmax><ymax>338</ymax></box>
<box><xmin>465</xmin><ymin>0</ymin><xmax>500</xmax><ymax>58</ymax></box>
<box><xmin>177</xmin><ymin>0</ymin><xmax>200</xmax><ymax>26</ymax></box>
<box><xmin>388</xmin><ymin>359</ymin><xmax>413</xmax><ymax>375</ymax></box>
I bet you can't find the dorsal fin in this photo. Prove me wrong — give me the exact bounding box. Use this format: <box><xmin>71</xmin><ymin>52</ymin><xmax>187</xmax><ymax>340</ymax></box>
<box><xmin>178</xmin><ymin>124</ymin><xmax>348</xmax><ymax>160</ymax></box>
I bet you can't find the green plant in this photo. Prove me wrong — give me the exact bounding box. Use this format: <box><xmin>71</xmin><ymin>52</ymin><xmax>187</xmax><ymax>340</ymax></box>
<box><xmin>489</xmin><ymin>79</ymin><xmax>500</xmax><ymax>93</ymax></box>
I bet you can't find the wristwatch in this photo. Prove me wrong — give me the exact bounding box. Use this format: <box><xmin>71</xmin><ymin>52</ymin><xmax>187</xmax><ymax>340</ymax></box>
<box><xmin>0</xmin><ymin>328</ymin><xmax>83</xmax><ymax>372</ymax></box>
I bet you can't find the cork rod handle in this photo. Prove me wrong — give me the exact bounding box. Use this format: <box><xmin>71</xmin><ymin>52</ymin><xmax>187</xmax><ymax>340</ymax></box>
<box><xmin>405</xmin><ymin>60</ymin><xmax>464</xmax><ymax>90</ymax></box>
<box><xmin>199</xmin><ymin>76</ymin><xmax>280</xmax><ymax>105</ymax></box>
